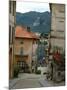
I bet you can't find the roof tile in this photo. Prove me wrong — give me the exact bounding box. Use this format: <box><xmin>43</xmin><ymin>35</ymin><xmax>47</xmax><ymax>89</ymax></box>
<box><xmin>15</xmin><ymin>26</ymin><xmax>39</xmax><ymax>39</ymax></box>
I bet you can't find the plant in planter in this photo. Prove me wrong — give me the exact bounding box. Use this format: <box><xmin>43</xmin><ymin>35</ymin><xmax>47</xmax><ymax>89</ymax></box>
<box><xmin>43</xmin><ymin>72</ymin><xmax>47</xmax><ymax>75</ymax></box>
<box><xmin>13</xmin><ymin>65</ymin><xmax>19</xmax><ymax>78</ymax></box>
<box><xmin>35</xmin><ymin>70</ymin><xmax>41</xmax><ymax>74</ymax></box>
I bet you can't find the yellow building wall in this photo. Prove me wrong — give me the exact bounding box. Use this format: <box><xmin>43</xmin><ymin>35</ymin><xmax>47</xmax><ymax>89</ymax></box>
<box><xmin>14</xmin><ymin>38</ymin><xmax>34</xmax><ymax>72</ymax></box>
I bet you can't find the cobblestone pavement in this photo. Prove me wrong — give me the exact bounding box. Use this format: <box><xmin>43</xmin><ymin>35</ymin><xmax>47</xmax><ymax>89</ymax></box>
<box><xmin>39</xmin><ymin>79</ymin><xmax>65</xmax><ymax>87</ymax></box>
<box><xmin>9</xmin><ymin>73</ymin><xmax>45</xmax><ymax>89</ymax></box>
<box><xmin>12</xmin><ymin>78</ymin><xmax>43</xmax><ymax>89</ymax></box>
<box><xmin>9</xmin><ymin>73</ymin><xmax>65</xmax><ymax>89</ymax></box>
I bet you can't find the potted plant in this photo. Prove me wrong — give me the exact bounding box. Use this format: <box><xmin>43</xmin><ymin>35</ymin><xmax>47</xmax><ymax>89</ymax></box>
<box><xmin>35</xmin><ymin>70</ymin><xmax>41</xmax><ymax>74</ymax></box>
<box><xmin>13</xmin><ymin>65</ymin><xmax>19</xmax><ymax>78</ymax></box>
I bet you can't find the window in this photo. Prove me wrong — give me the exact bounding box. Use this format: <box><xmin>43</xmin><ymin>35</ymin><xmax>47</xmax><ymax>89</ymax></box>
<box><xmin>33</xmin><ymin>41</ymin><xmax>35</xmax><ymax>44</ymax></box>
<box><xmin>12</xmin><ymin>27</ymin><xmax>14</xmax><ymax>43</ymax></box>
<box><xmin>36</xmin><ymin>40</ymin><xmax>38</xmax><ymax>44</ymax></box>
<box><xmin>13</xmin><ymin>1</ymin><xmax>16</xmax><ymax>16</ymax></box>
<box><xmin>59</xmin><ymin>10</ymin><xmax>64</xmax><ymax>13</ymax></box>
<box><xmin>17</xmin><ymin>61</ymin><xmax>23</xmax><ymax>68</ymax></box>
<box><xmin>9</xmin><ymin>1</ymin><xmax>11</xmax><ymax>13</ymax></box>
<box><xmin>9</xmin><ymin>25</ymin><xmax>11</xmax><ymax>44</ymax></box>
<box><xmin>56</xmin><ymin>17</ymin><xmax>64</xmax><ymax>19</ymax></box>
<box><xmin>13</xmin><ymin>1</ymin><xmax>14</xmax><ymax>16</ymax></box>
<box><xmin>17</xmin><ymin>61</ymin><xmax>26</xmax><ymax>70</ymax></box>
<box><xmin>21</xmin><ymin>41</ymin><xmax>23</xmax><ymax>44</ymax></box>
<box><xmin>33</xmin><ymin>40</ymin><xmax>38</xmax><ymax>44</ymax></box>
<box><xmin>59</xmin><ymin>20</ymin><xmax>64</xmax><ymax>23</ymax></box>
<box><xmin>20</xmin><ymin>47</ymin><xmax>23</xmax><ymax>55</ymax></box>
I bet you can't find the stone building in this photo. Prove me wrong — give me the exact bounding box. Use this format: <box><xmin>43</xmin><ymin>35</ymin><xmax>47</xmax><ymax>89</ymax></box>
<box><xmin>14</xmin><ymin>26</ymin><xmax>39</xmax><ymax>73</ymax></box>
<box><xmin>50</xmin><ymin>4</ymin><xmax>65</xmax><ymax>54</ymax></box>
<box><xmin>47</xmin><ymin>4</ymin><xmax>65</xmax><ymax>82</ymax></box>
<box><xmin>9</xmin><ymin>0</ymin><xmax>16</xmax><ymax>78</ymax></box>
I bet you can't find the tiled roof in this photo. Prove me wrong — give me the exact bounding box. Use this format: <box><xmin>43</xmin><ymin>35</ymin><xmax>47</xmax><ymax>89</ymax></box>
<box><xmin>15</xmin><ymin>26</ymin><xmax>39</xmax><ymax>39</ymax></box>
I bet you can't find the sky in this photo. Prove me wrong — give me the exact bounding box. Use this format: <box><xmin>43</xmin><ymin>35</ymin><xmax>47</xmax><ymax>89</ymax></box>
<box><xmin>16</xmin><ymin>1</ymin><xmax>50</xmax><ymax>13</ymax></box>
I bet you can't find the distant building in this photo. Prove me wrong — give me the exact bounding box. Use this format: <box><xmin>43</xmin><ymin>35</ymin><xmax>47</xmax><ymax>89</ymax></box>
<box><xmin>14</xmin><ymin>26</ymin><xmax>39</xmax><ymax>73</ymax></box>
<box><xmin>50</xmin><ymin>4</ymin><xmax>65</xmax><ymax>54</ymax></box>
<box><xmin>35</xmin><ymin>32</ymin><xmax>41</xmax><ymax>37</ymax></box>
<box><xmin>36</xmin><ymin>33</ymin><xmax>50</xmax><ymax>66</ymax></box>
<box><xmin>9</xmin><ymin>0</ymin><xmax>16</xmax><ymax>78</ymax></box>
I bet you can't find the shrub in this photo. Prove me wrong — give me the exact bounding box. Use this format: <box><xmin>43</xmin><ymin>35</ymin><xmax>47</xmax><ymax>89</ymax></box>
<box><xmin>35</xmin><ymin>70</ymin><xmax>41</xmax><ymax>74</ymax></box>
<box><xmin>13</xmin><ymin>65</ymin><xmax>19</xmax><ymax>78</ymax></box>
<box><xmin>43</xmin><ymin>72</ymin><xmax>47</xmax><ymax>75</ymax></box>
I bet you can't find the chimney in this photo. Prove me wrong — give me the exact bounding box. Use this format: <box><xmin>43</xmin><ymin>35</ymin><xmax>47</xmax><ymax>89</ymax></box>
<box><xmin>27</xmin><ymin>26</ymin><xmax>31</xmax><ymax>32</ymax></box>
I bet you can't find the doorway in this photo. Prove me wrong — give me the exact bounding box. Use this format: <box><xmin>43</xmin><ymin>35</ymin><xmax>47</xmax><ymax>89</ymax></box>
<box><xmin>17</xmin><ymin>61</ymin><xmax>29</xmax><ymax>73</ymax></box>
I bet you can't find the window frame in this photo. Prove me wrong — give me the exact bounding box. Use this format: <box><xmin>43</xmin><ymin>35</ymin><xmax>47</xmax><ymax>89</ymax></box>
<box><xmin>9</xmin><ymin>25</ymin><xmax>11</xmax><ymax>44</ymax></box>
<box><xmin>9</xmin><ymin>1</ymin><xmax>11</xmax><ymax>13</ymax></box>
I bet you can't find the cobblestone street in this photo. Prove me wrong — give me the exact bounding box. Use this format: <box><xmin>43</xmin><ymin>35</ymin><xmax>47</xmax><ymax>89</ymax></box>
<box><xmin>9</xmin><ymin>73</ymin><xmax>65</xmax><ymax>89</ymax></box>
<box><xmin>12</xmin><ymin>78</ymin><xmax>42</xmax><ymax>89</ymax></box>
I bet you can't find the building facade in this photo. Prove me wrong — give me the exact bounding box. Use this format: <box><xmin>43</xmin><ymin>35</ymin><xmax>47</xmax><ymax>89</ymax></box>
<box><xmin>14</xmin><ymin>26</ymin><xmax>39</xmax><ymax>73</ymax></box>
<box><xmin>9</xmin><ymin>0</ymin><xmax>16</xmax><ymax>78</ymax></box>
<box><xmin>50</xmin><ymin>4</ymin><xmax>65</xmax><ymax>54</ymax></box>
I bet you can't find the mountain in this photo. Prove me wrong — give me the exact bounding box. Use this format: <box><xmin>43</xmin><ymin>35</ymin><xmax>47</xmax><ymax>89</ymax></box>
<box><xmin>16</xmin><ymin>11</ymin><xmax>51</xmax><ymax>34</ymax></box>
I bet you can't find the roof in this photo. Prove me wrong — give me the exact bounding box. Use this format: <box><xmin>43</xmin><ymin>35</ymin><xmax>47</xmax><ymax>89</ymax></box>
<box><xmin>15</xmin><ymin>26</ymin><xmax>39</xmax><ymax>39</ymax></box>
